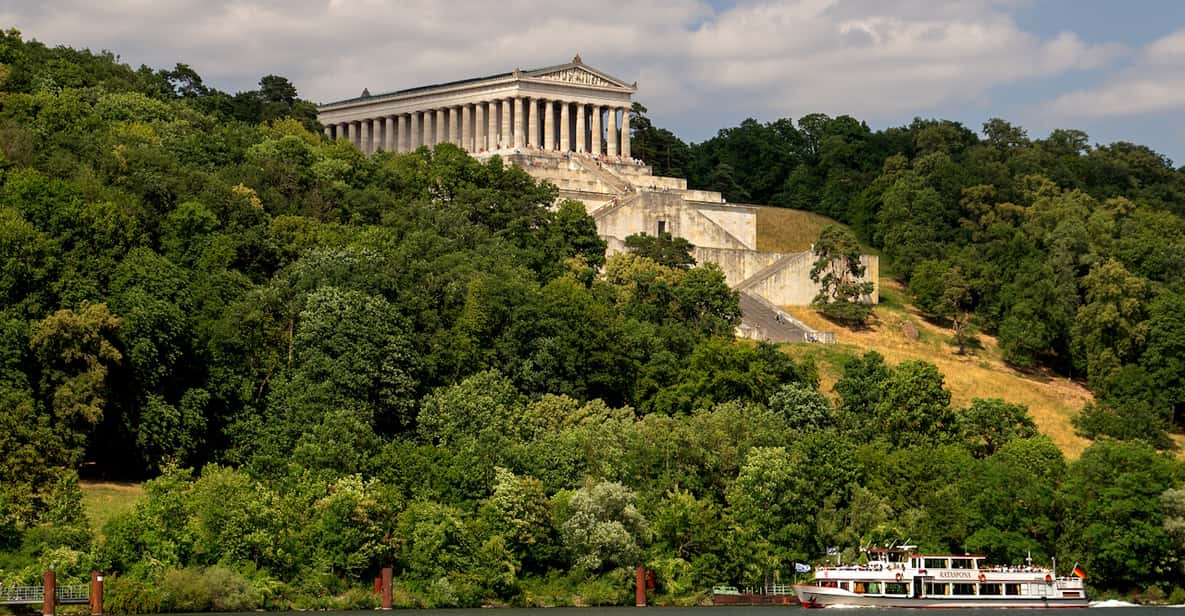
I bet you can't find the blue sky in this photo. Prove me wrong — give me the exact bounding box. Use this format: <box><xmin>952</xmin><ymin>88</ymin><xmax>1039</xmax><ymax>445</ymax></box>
<box><xmin>5</xmin><ymin>0</ymin><xmax>1185</xmax><ymax>164</ymax></box>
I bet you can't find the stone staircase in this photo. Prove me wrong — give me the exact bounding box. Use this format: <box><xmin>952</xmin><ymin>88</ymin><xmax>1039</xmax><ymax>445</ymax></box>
<box><xmin>570</xmin><ymin>155</ymin><xmax>635</xmax><ymax>195</ymax></box>
<box><xmin>590</xmin><ymin>191</ymin><xmax>641</xmax><ymax>221</ymax></box>
<box><xmin>736</xmin><ymin>291</ymin><xmax>834</xmax><ymax>344</ymax></box>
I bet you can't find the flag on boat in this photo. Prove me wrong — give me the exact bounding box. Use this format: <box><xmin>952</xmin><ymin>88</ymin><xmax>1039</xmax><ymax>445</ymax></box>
<box><xmin>826</xmin><ymin>546</ymin><xmax>839</xmax><ymax>555</ymax></box>
<box><xmin>1072</xmin><ymin>564</ymin><xmax>1087</xmax><ymax>579</ymax></box>
<box><xmin>795</xmin><ymin>562</ymin><xmax>812</xmax><ymax>573</ymax></box>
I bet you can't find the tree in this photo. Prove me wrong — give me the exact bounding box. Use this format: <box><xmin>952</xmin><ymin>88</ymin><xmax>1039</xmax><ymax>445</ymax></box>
<box><xmin>29</xmin><ymin>303</ymin><xmax>122</xmax><ymax>465</ymax></box>
<box><xmin>767</xmin><ymin>382</ymin><xmax>834</xmax><ymax>432</ymax></box>
<box><xmin>956</xmin><ymin>398</ymin><xmax>1037</xmax><ymax>458</ymax></box>
<box><xmin>873</xmin><ymin>360</ymin><xmax>956</xmax><ymax>447</ymax></box>
<box><xmin>833</xmin><ymin>351</ymin><xmax>891</xmax><ymax>438</ymax></box>
<box><xmin>810</xmin><ymin>225</ymin><xmax>873</xmax><ymax>324</ymax></box>
<box><xmin>481</xmin><ymin>467</ymin><xmax>553</xmax><ymax>567</ymax></box>
<box><xmin>1059</xmin><ymin>440</ymin><xmax>1180</xmax><ymax>591</ymax></box>
<box><xmin>555</xmin><ymin>480</ymin><xmax>648</xmax><ymax>572</ymax></box>
<box><xmin>1072</xmin><ymin>258</ymin><xmax>1149</xmax><ymax>384</ymax></box>
<box><xmin>941</xmin><ymin>265</ymin><xmax>975</xmax><ymax>353</ymax></box>
<box><xmin>629</xmin><ymin>102</ymin><xmax>690</xmax><ymax>177</ymax></box>
<box><xmin>624</xmin><ymin>232</ymin><xmax>696</xmax><ymax>269</ymax></box>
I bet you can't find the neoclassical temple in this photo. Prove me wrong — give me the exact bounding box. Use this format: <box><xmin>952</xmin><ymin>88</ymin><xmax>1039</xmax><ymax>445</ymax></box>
<box><xmin>317</xmin><ymin>58</ymin><xmax>877</xmax><ymax>344</ymax></box>
<box><xmin>317</xmin><ymin>55</ymin><xmax>636</xmax><ymax>157</ymax></box>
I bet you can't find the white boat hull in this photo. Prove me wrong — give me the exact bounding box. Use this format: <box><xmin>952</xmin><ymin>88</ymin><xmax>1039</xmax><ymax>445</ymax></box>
<box><xmin>793</xmin><ymin>584</ymin><xmax>1089</xmax><ymax>609</ymax></box>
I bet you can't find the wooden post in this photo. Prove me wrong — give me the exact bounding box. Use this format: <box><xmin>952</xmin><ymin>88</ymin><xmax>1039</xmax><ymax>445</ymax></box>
<box><xmin>90</xmin><ymin>571</ymin><xmax>103</xmax><ymax>615</ymax></box>
<box><xmin>42</xmin><ymin>569</ymin><xmax>56</xmax><ymax>616</ymax></box>
<box><xmin>635</xmin><ymin>566</ymin><xmax>646</xmax><ymax>607</ymax></box>
<box><xmin>373</xmin><ymin>576</ymin><xmax>381</xmax><ymax>595</ymax></box>
<box><xmin>381</xmin><ymin>566</ymin><xmax>393</xmax><ymax>610</ymax></box>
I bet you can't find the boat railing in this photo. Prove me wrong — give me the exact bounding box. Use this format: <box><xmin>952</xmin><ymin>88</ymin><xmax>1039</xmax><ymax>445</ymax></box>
<box><xmin>816</xmin><ymin>563</ymin><xmax>909</xmax><ymax>572</ymax></box>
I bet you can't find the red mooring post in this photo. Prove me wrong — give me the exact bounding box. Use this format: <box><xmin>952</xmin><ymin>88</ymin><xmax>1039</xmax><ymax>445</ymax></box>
<box><xmin>42</xmin><ymin>569</ymin><xmax>56</xmax><ymax>616</ymax></box>
<box><xmin>381</xmin><ymin>566</ymin><xmax>393</xmax><ymax>610</ymax></box>
<box><xmin>635</xmin><ymin>566</ymin><xmax>646</xmax><ymax>607</ymax></box>
<box><xmin>90</xmin><ymin>571</ymin><xmax>104</xmax><ymax>616</ymax></box>
<box><xmin>373</xmin><ymin>576</ymin><xmax>382</xmax><ymax>595</ymax></box>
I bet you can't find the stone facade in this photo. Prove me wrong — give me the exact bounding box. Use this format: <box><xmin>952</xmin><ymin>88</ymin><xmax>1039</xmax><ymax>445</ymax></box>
<box><xmin>317</xmin><ymin>59</ymin><xmax>878</xmax><ymax>341</ymax></box>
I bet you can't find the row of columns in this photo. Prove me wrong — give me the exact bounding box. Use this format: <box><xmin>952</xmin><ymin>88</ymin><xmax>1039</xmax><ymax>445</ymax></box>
<box><xmin>325</xmin><ymin>97</ymin><xmax>632</xmax><ymax>158</ymax></box>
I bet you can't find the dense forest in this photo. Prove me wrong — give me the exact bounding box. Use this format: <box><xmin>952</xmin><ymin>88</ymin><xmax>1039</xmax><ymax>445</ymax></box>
<box><xmin>0</xmin><ymin>30</ymin><xmax>1183</xmax><ymax>611</ymax></box>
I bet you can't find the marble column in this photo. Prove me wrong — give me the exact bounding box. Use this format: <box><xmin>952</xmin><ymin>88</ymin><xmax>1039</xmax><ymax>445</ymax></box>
<box><xmin>513</xmin><ymin>97</ymin><xmax>525</xmax><ymax>148</ymax></box>
<box><xmin>337</xmin><ymin>122</ymin><xmax>347</xmax><ymax>143</ymax></box>
<box><xmin>501</xmin><ymin>98</ymin><xmax>512</xmax><ymax>148</ymax></box>
<box><xmin>575</xmin><ymin>104</ymin><xmax>586</xmax><ymax>153</ymax></box>
<box><xmin>591</xmin><ymin>106</ymin><xmax>602</xmax><ymax>155</ymax></box>
<box><xmin>461</xmin><ymin>105</ymin><xmax>472</xmax><ymax>151</ymax></box>
<box><xmin>410</xmin><ymin>112</ymin><xmax>420</xmax><ymax>149</ymax></box>
<box><xmin>432</xmin><ymin>109</ymin><xmax>443</xmax><ymax>146</ymax></box>
<box><xmin>526</xmin><ymin>98</ymin><xmax>538</xmax><ymax>148</ymax></box>
<box><xmin>344</xmin><ymin>121</ymin><xmax>354</xmax><ymax>147</ymax></box>
<box><xmin>379</xmin><ymin>116</ymin><xmax>390</xmax><ymax>152</ymax></box>
<box><xmin>446</xmin><ymin>107</ymin><xmax>457</xmax><ymax>145</ymax></box>
<box><xmin>621</xmin><ymin>108</ymin><xmax>631</xmax><ymax>159</ymax></box>
<box><xmin>400</xmin><ymin>114</ymin><xmax>410</xmax><ymax>152</ymax></box>
<box><xmin>542</xmin><ymin>100</ymin><xmax>554</xmax><ymax>150</ymax></box>
<box><xmin>560</xmin><ymin>101</ymin><xmax>571</xmax><ymax>152</ymax></box>
<box><xmin>607</xmin><ymin>108</ymin><xmax>618</xmax><ymax>156</ymax></box>
<box><xmin>476</xmin><ymin>102</ymin><xmax>487</xmax><ymax>151</ymax></box>
<box><xmin>323</xmin><ymin>126</ymin><xmax>332</xmax><ymax>140</ymax></box>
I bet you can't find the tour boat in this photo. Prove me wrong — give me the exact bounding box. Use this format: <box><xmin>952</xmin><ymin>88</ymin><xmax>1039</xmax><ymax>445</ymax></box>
<box><xmin>793</xmin><ymin>547</ymin><xmax>1088</xmax><ymax>608</ymax></box>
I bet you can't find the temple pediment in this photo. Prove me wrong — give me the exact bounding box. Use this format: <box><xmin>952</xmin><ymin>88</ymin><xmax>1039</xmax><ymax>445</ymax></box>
<box><xmin>525</xmin><ymin>57</ymin><xmax>636</xmax><ymax>91</ymax></box>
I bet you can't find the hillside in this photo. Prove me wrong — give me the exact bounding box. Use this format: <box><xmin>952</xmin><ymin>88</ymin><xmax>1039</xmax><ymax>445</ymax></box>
<box><xmin>754</xmin><ymin>206</ymin><xmax>1093</xmax><ymax>457</ymax></box>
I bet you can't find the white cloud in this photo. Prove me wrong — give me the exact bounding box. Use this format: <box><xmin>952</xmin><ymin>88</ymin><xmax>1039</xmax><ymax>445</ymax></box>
<box><xmin>1044</xmin><ymin>28</ymin><xmax>1185</xmax><ymax>118</ymax></box>
<box><xmin>0</xmin><ymin>0</ymin><xmax>1121</xmax><ymax>128</ymax></box>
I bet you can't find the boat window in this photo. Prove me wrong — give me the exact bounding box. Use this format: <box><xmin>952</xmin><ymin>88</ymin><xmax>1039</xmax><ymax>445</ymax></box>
<box><xmin>952</xmin><ymin>583</ymin><xmax>976</xmax><ymax>595</ymax></box>
<box><xmin>868</xmin><ymin>582</ymin><xmax>880</xmax><ymax>594</ymax></box>
<box><xmin>885</xmin><ymin>582</ymin><xmax>908</xmax><ymax>595</ymax></box>
<box><xmin>926</xmin><ymin>582</ymin><xmax>949</xmax><ymax>596</ymax></box>
<box><xmin>981</xmin><ymin>583</ymin><xmax>1002</xmax><ymax>595</ymax></box>
<box><xmin>950</xmin><ymin>558</ymin><xmax>972</xmax><ymax>569</ymax></box>
<box><xmin>839</xmin><ymin>582</ymin><xmax>849</xmax><ymax>591</ymax></box>
<box><xmin>1005</xmin><ymin>583</ymin><xmax>1021</xmax><ymax>596</ymax></box>
<box><xmin>853</xmin><ymin>583</ymin><xmax>865</xmax><ymax>594</ymax></box>
<box><xmin>924</xmin><ymin>558</ymin><xmax>947</xmax><ymax>569</ymax></box>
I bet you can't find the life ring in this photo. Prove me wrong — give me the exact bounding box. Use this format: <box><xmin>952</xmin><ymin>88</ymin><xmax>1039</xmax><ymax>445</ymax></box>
<box><xmin>895</xmin><ymin>573</ymin><xmax>903</xmax><ymax>582</ymax></box>
<box><xmin>978</xmin><ymin>573</ymin><xmax>986</xmax><ymax>583</ymax></box>
<box><xmin>1045</xmin><ymin>574</ymin><xmax>1052</xmax><ymax>584</ymax></box>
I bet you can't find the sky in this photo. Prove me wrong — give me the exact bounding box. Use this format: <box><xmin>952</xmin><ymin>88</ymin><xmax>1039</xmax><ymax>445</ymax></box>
<box><xmin>4</xmin><ymin>0</ymin><xmax>1185</xmax><ymax>164</ymax></box>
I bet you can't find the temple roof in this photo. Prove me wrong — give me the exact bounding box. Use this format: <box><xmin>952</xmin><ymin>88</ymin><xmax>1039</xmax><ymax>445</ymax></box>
<box><xmin>319</xmin><ymin>55</ymin><xmax>635</xmax><ymax>109</ymax></box>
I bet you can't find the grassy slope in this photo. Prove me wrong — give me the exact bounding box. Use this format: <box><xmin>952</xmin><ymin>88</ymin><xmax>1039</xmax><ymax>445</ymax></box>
<box><xmin>754</xmin><ymin>206</ymin><xmax>1093</xmax><ymax>458</ymax></box>
<box><xmin>80</xmin><ymin>481</ymin><xmax>143</xmax><ymax>539</ymax></box>
<box><xmin>755</xmin><ymin>207</ymin><xmax>844</xmax><ymax>253</ymax></box>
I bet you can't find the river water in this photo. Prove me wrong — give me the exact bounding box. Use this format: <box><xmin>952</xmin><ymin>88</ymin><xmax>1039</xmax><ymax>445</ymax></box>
<box><xmin>176</xmin><ymin>606</ymin><xmax>1183</xmax><ymax>616</ymax></box>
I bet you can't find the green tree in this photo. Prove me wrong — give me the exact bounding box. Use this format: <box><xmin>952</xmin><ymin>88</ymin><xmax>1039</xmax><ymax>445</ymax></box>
<box><xmin>624</xmin><ymin>232</ymin><xmax>696</xmax><ymax>269</ymax></box>
<box><xmin>1059</xmin><ymin>440</ymin><xmax>1181</xmax><ymax>591</ymax></box>
<box><xmin>810</xmin><ymin>225</ymin><xmax>874</xmax><ymax>324</ymax></box>
<box><xmin>555</xmin><ymin>480</ymin><xmax>648</xmax><ymax>572</ymax></box>
<box><xmin>29</xmin><ymin>303</ymin><xmax>122</xmax><ymax>465</ymax></box>
<box><xmin>956</xmin><ymin>398</ymin><xmax>1037</xmax><ymax>458</ymax></box>
<box><xmin>873</xmin><ymin>360</ymin><xmax>956</xmax><ymax>447</ymax></box>
<box><xmin>767</xmin><ymin>382</ymin><xmax>834</xmax><ymax>432</ymax></box>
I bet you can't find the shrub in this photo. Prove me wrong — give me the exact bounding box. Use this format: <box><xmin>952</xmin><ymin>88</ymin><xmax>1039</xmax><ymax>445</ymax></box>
<box><xmin>103</xmin><ymin>575</ymin><xmax>163</xmax><ymax>615</ymax></box>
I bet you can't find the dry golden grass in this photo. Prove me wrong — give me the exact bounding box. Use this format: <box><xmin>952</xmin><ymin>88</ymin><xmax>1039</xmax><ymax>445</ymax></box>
<box><xmin>81</xmin><ymin>481</ymin><xmax>143</xmax><ymax>539</ymax></box>
<box><xmin>782</xmin><ymin>280</ymin><xmax>1094</xmax><ymax>459</ymax></box>
<box><xmin>754</xmin><ymin>206</ymin><xmax>848</xmax><ymax>253</ymax></box>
